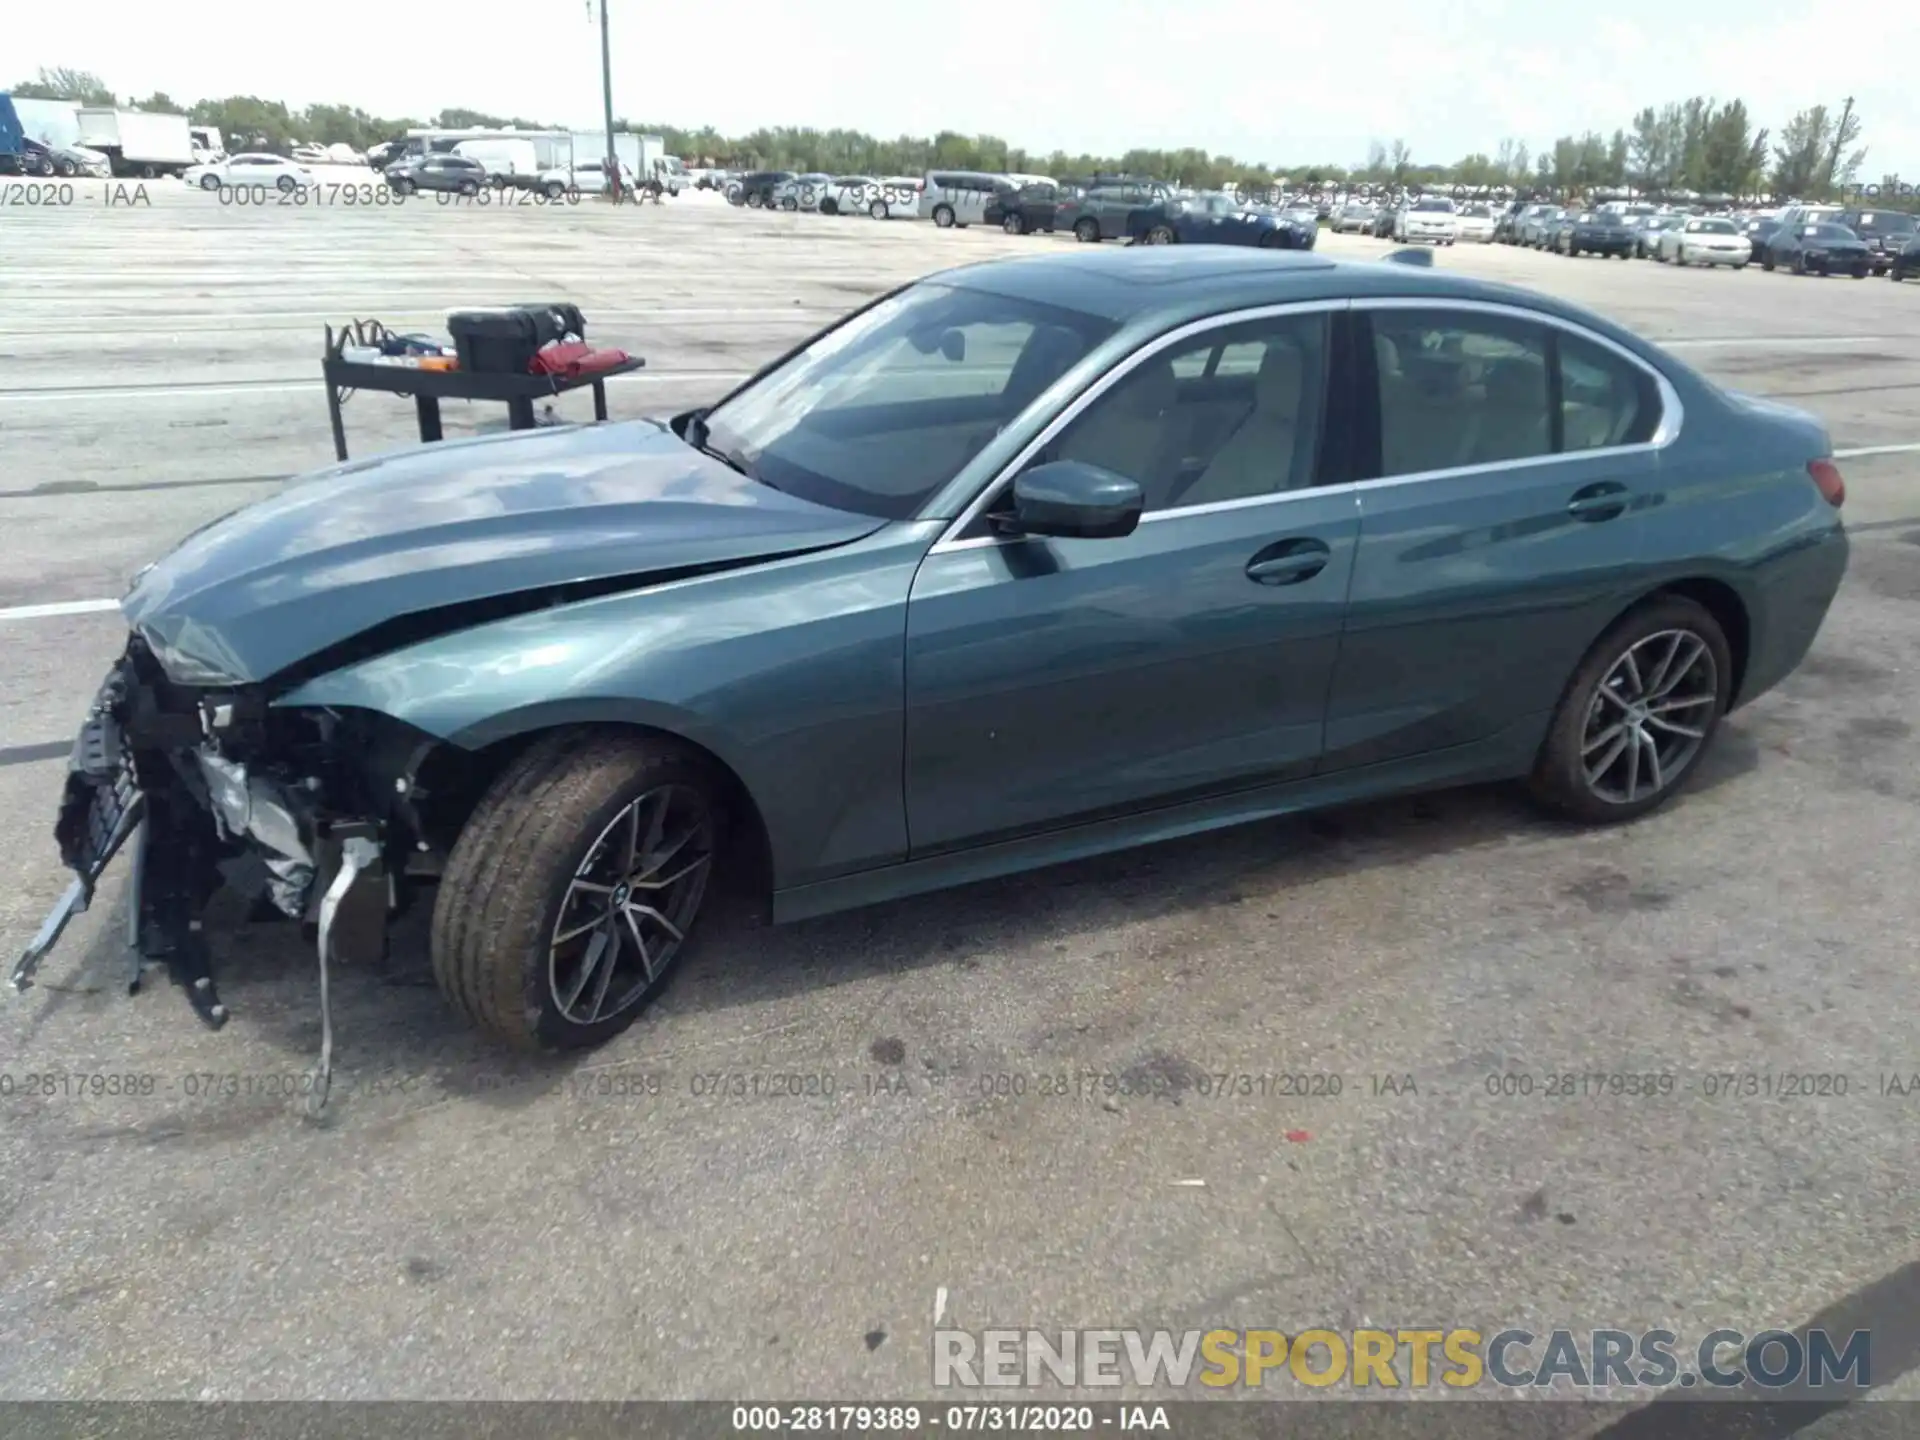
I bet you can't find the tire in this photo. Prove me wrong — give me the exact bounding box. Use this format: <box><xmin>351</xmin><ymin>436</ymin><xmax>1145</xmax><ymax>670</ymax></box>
<box><xmin>745</xmin><ymin>191</ymin><xmax>763</xmax><ymax>208</ymax></box>
<box><xmin>277</xmin><ymin>174</ymin><xmax>297</xmax><ymax>194</ymax></box>
<box><xmin>459</xmin><ymin>179</ymin><xmax>479</xmax><ymax>196</ymax></box>
<box><xmin>1147</xmin><ymin>223</ymin><xmax>1175</xmax><ymax>245</ymax></box>
<box><xmin>1003</xmin><ymin>212</ymin><xmax>1025</xmax><ymax>234</ymax></box>
<box><xmin>200</xmin><ymin>172</ymin><xmax>221</xmax><ymax>191</ymax></box>
<box><xmin>869</xmin><ymin>199</ymin><xmax>887</xmax><ymax>220</ymax></box>
<box><xmin>820</xmin><ymin>197</ymin><xmax>838</xmax><ymax>215</ymax></box>
<box><xmin>1528</xmin><ymin>595</ymin><xmax>1733</xmax><ymax>825</ymax></box>
<box><xmin>780</xmin><ymin>196</ymin><xmax>797</xmax><ymax>211</ymax></box>
<box><xmin>1894</xmin><ymin>266</ymin><xmax>1906</xmax><ymax>282</ymax></box>
<box><xmin>1568</xmin><ymin>243</ymin><xmax>1581</xmax><ymax>257</ymax></box>
<box><xmin>1793</xmin><ymin>252</ymin><xmax>1808</xmax><ymax>275</ymax></box>
<box><xmin>57</xmin><ymin>158</ymin><xmax>77</xmax><ymax>177</ymax></box>
<box><xmin>1074</xmin><ymin>217</ymin><xmax>1099</xmax><ymax>243</ymax></box>
<box><xmin>545</xmin><ymin>181</ymin><xmax>566</xmax><ymax>200</ymax></box>
<box><xmin>1258</xmin><ymin>229</ymin><xmax>1287</xmax><ymax>248</ymax></box>
<box><xmin>140</xmin><ymin>164</ymin><xmax>158</xmax><ymax>179</ymax></box>
<box><xmin>933</xmin><ymin>203</ymin><xmax>955</xmax><ymax>228</ymax></box>
<box><xmin>1761</xmin><ymin>253</ymin><xmax>1774</xmax><ymax>271</ymax></box>
<box><xmin>433</xmin><ymin>730</ymin><xmax>722</xmax><ymax>1051</ymax></box>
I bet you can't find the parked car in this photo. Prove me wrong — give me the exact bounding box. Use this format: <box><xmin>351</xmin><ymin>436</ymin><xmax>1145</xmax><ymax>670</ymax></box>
<box><xmin>17</xmin><ymin>248</ymin><xmax>1849</xmax><ymax>1073</ymax></box>
<box><xmin>1762</xmin><ymin>221</ymin><xmax>1873</xmax><ymax>277</ymax></box>
<box><xmin>730</xmin><ymin>170</ymin><xmax>795</xmax><ymax>208</ymax></box>
<box><xmin>1887</xmin><ymin>234</ymin><xmax>1920</xmax><ymax>281</ymax></box>
<box><xmin>384</xmin><ymin>153</ymin><xmax>488</xmax><ymax>196</ymax></box>
<box><xmin>1655</xmin><ymin>217</ymin><xmax>1752</xmax><ymax>268</ymax></box>
<box><xmin>546</xmin><ymin>158</ymin><xmax>642</xmax><ymax>199</ymax></box>
<box><xmin>1517</xmin><ymin>206</ymin><xmax>1564</xmax><ymax>247</ymax></box>
<box><xmin>1493</xmin><ymin>202</ymin><xmax>1530</xmax><ymax>243</ymax></box>
<box><xmin>815</xmin><ymin>176</ymin><xmax>874</xmax><ymax>215</ymax></box>
<box><xmin>1332</xmin><ymin>201</ymin><xmax>1378</xmax><ymax>234</ymax></box>
<box><xmin>1395</xmin><ymin>195</ymin><xmax>1459</xmax><ymax>244</ymax></box>
<box><xmin>1134</xmin><ymin>191</ymin><xmax>1317</xmax><ymax>248</ymax></box>
<box><xmin>860</xmin><ymin>175</ymin><xmax>924</xmax><ymax>220</ymax></box>
<box><xmin>1557</xmin><ymin>210</ymin><xmax>1637</xmax><ymax>258</ymax></box>
<box><xmin>1371</xmin><ymin>204</ymin><xmax>1403</xmax><ymax>239</ymax></box>
<box><xmin>1631</xmin><ymin>215</ymin><xmax>1684</xmax><ymax>258</ymax></box>
<box><xmin>1454</xmin><ymin>202</ymin><xmax>1498</xmax><ymax>242</ymax></box>
<box><xmin>290</xmin><ymin>143</ymin><xmax>329</xmax><ymax>165</ymax></box>
<box><xmin>986</xmin><ymin>179</ymin><xmax>1075</xmax><ymax>234</ymax></box>
<box><xmin>773</xmin><ymin>173</ymin><xmax>835</xmax><ymax>211</ymax></box>
<box><xmin>1834</xmin><ymin>208</ymin><xmax>1917</xmax><ymax>275</ymax></box>
<box><xmin>48</xmin><ymin>144</ymin><xmax>111</xmax><ymax>178</ymax></box>
<box><xmin>1053</xmin><ymin>180</ymin><xmax>1177</xmax><ymax>243</ymax></box>
<box><xmin>921</xmin><ymin>170</ymin><xmax>1013</xmax><ymax>228</ymax></box>
<box><xmin>183</xmin><ymin>152</ymin><xmax>313</xmax><ymax>193</ymax></box>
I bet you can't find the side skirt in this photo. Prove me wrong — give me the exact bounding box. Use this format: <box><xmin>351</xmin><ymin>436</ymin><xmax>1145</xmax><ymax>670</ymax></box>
<box><xmin>771</xmin><ymin>715</ymin><xmax>1548</xmax><ymax>924</ymax></box>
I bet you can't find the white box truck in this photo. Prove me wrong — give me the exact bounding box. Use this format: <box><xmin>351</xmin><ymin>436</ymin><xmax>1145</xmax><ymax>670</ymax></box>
<box><xmin>12</xmin><ymin>96</ymin><xmax>82</xmax><ymax>149</ymax></box>
<box><xmin>75</xmin><ymin>107</ymin><xmax>195</xmax><ymax>177</ymax></box>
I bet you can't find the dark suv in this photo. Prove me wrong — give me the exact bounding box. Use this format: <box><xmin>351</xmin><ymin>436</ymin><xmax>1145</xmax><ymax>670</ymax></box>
<box><xmin>731</xmin><ymin>171</ymin><xmax>796</xmax><ymax>208</ymax></box>
<box><xmin>1836</xmin><ymin>208</ymin><xmax>1918</xmax><ymax>275</ymax></box>
<box><xmin>985</xmin><ymin>180</ymin><xmax>1077</xmax><ymax>235</ymax></box>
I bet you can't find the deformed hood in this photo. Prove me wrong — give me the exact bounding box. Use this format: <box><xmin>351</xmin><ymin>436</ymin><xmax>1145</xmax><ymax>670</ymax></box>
<box><xmin>123</xmin><ymin>420</ymin><xmax>887</xmax><ymax>684</ymax></box>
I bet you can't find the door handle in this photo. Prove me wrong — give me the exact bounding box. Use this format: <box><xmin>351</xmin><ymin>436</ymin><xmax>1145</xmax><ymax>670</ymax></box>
<box><xmin>1567</xmin><ymin>482</ymin><xmax>1630</xmax><ymax>523</ymax></box>
<box><xmin>1246</xmin><ymin>540</ymin><xmax>1331</xmax><ymax>586</ymax></box>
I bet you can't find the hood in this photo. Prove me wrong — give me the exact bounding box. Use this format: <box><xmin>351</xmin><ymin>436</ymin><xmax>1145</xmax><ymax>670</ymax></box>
<box><xmin>122</xmin><ymin>420</ymin><xmax>888</xmax><ymax>685</ymax></box>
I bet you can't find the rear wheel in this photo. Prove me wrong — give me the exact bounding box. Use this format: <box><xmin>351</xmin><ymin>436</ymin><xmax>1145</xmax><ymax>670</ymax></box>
<box><xmin>459</xmin><ymin>179</ymin><xmax>479</xmax><ymax>196</ymax></box>
<box><xmin>434</xmin><ymin>731</ymin><xmax>722</xmax><ymax>1051</ymax></box>
<box><xmin>1074</xmin><ymin>217</ymin><xmax>1099</xmax><ymax>243</ymax></box>
<box><xmin>1529</xmin><ymin>596</ymin><xmax>1732</xmax><ymax>825</ymax></box>
<box><xmin>1146</xmin><ymin>223</ymin><xmax>1176</xmax><ymax>244</ymax></box>
<box><xmin>869</xmin><ymin>199</ymin><xmax>887</xmax><ymax>220</ymax></box>
<box><xmin>1003</xmin><ymin>212</ymin><xmax>1026</xmax><ymax>234</ymax></box>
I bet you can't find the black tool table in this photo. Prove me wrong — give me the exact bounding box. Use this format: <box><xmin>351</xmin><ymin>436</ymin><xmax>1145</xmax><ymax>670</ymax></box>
<box><xmin>322</xmin><ymin>323</ymin><xmax>646</xmax><ymax>462</ymax></box>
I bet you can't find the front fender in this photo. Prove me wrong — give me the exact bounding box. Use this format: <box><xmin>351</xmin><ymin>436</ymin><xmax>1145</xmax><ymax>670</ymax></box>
<box><xmin>276</xmin><ymin>523</ymin><xmax>942</xmax><ymax>889</ymax></box>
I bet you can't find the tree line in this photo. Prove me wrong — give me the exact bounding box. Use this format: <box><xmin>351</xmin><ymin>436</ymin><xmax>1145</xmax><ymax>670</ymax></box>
<box><xmin>9</xmin><ymin>65</ymin><xmax>1891</xmax><ymax>202</ymax></box>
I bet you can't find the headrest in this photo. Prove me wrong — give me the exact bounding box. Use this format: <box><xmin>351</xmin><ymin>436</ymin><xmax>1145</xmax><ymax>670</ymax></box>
<box><xmin>1255</xmin><ymin>343</ymin><xmax>1304</xmax><ymax>413</ymax></box>
<box><xmin>1121</xmin><ymin>360</ymin><xmax>1177</xmax><ymax>416</ymax></box>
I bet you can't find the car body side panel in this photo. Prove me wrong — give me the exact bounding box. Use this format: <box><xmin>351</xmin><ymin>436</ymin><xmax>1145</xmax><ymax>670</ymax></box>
<box><xmin>278</xmin><ymin>524</ymin><xmax>944</xmax><ymax>890</ymax></box>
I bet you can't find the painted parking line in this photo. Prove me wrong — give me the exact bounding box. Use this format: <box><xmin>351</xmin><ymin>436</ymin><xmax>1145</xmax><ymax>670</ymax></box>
<box><xmin>1663</xmin><ymin>336</ymin><xmax>1895</xmax><ymax>348</ymax></box>
<box><xmin>0</xmin><ymin>598</ymin><xmax>122</xmax><ymax>621</ymax></box>
<box><xmin>1833</xmin><ymin>443</ymin><xmax>1920</xmax><ymax>459</ymax></box>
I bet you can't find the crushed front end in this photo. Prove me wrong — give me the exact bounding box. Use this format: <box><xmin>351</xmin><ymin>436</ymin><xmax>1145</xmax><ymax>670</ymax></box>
<box><xmin>14</xmin><ymin>632</ymin><xmax>441</xmax><ymax>1109</ymax></box>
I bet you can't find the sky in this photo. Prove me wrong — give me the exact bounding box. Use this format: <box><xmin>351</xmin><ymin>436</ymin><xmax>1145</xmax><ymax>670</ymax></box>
<box><xmin>12</xmin><ymin>0</ymin><xmax>1919</xmax><ymax>174</ymax></box>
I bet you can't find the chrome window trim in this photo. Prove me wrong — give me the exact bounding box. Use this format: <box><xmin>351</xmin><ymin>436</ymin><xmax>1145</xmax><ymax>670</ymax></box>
<box><xmin>924</xmin><ymin>295</ymin><xmax>1684</xmax><ymax>556</ymax></box>
<box><xmin>928</xmin><ymin>299</ymin><xmax>1350</xmax><ymax>554</ymax></box>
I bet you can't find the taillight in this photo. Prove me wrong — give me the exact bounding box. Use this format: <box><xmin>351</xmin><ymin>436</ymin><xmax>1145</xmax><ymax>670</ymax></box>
<box><xmin>1808</xmin><ymin>458</ymin><xmax>1846</xmax><ymax>507</ymax></box>
<box><xmin>915</xmin><ymin>180</ymin><xmax>925</xmax><ymax>191</ymax></box>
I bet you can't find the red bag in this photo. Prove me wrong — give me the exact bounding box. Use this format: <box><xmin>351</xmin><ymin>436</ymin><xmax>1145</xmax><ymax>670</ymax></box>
<box><xmin>529</xmin><ymin>341</ymin><xmax>630</xmax><ymax>378</ymax></box>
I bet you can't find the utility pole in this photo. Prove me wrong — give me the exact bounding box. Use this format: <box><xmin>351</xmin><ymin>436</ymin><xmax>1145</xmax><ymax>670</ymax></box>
<box><xmin>598</xmin><ymin>0</ymin><xmax>621</xmax><ymax>201</ymax></box>
<box><xmin>1823</xmin><ymin>96</ymin><xmax>1854</xmax><ymax>199</ymax></box>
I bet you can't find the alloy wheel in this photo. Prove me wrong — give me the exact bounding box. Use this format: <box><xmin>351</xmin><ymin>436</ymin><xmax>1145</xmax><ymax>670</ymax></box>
<box><xmin>547</xmin><ymin>784</ymin><xmax>714</xmax><ymax>1026</ymax></box>
<box><xmin>1580</xmin><ymin>629</ymin><xmax>1718</xmax><ymax>806</ymax></box>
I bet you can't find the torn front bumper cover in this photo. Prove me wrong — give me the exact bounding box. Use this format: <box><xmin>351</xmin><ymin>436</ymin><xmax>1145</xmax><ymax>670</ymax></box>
<box><xmin>13</xmin><ymin>649</ymin><xmax>392</xmax><ymax>1110</ymax></box>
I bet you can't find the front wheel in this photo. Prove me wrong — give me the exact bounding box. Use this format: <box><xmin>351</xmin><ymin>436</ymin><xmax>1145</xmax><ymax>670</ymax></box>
<box><xmin>1003</xmin><ymin>212</ymin><xmax>1026</xmax><ymax>234</ymax></box>
<box><xmin>434</xmin><ymin>731</ymin><xmax>722</xmax><ymax>1051</ymax></box>
<box><xmin>869</xmin><ymin>199</ymin><xmax>887</xmax><ymax>220</ymax></box>
<box><xmin>200</xmin><ymin>172</ymin><xmax>221</xmax><ymax>191</ymax></box>
<box><xmin>459</xmin><ymin>179</ymin><xmax>479</xmax><ymax>196</ymax></box>
<box><xmin>933</xmin><ymin>203</ymin><xmax>955</xmax><ymax>228</ymax></box>
<box><xmin>1146</xmin><ymin>223</ymin><xmax>1175</xmax><ymax>244</ymax></box>
<box><xmin>277</xmin><ymin>174</ymin><xmax>298</xmax><ymax>194</ymax></box>
<box><xmin>1074</xmin><ymin>217</ymin><xmax>1099</xmax><ymax>243</ymax></box>
<box><xmin>1529</xmin><ymin>596</ymin><xmax>1732</xmax><ymax>825</ymax></box>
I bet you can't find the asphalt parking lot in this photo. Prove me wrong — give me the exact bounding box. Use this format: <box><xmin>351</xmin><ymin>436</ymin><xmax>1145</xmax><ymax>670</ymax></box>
<box><xmin>1</xmin><ymin>181</ymin><xmax>1917</xmax><ymax>1423</ymax></box>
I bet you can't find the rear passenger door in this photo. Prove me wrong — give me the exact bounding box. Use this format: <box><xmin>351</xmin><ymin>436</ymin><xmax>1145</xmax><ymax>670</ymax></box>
<box><xmin>1321</xmin><ymin>302</ymin><xmax>1671</xmax><ymax>771</ymax></box>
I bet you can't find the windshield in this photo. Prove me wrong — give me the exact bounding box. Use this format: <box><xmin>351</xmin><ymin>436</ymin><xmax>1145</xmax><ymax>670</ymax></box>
<box><xmin>1411</xmin><ymin>198</ymin><xmax>1454</xmax><ymax>212</ymax></box>
<box><xmin>1461</xmin><ymin>204</ymin><xmax>1491</xmax><ymax>217</ymax></box>
<box><xmin>1692</xmin><ymin>219</ymin><xmax>1737</xmax><ymax>233</ymax></box>
<box><xmin>1855</xmin><ymin>212</ymin><xmax>1916</xmax><ymax>232</ymax></box>
<box><xmin>699</xmin><ymin>283</ymin><xmax>1118</xmax><ymax>520</ymax></box>
<box><xmin>1190</xmin><ymin>193</ymin><xmax>1237</xmax><ymax>215</ymax></box>
<box><xmin>1810</xmin><ymin>224</ymin><xmax>1857</xmax><ymax>241</ymax></box>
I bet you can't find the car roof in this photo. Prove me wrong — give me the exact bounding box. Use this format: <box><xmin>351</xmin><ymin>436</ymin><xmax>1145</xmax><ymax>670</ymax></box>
<box><xmin>932</xmin><ymin>246</ymin><xmax>1647</xmax><ymax>337</ymax></box>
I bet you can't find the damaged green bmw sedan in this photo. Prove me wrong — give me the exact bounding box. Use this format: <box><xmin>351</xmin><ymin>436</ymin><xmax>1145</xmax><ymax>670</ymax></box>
<box><xmin>16</xmin><ymin>247</ymin><xmax>1849</xmax><ymax>1099</ymax></box>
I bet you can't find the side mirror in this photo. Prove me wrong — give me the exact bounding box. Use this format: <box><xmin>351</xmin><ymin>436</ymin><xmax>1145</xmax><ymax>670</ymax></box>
<box><xmin>1002</xmin><ymin>461</ymin><xmax>1143</xmax><ymax>540</ymax></box>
